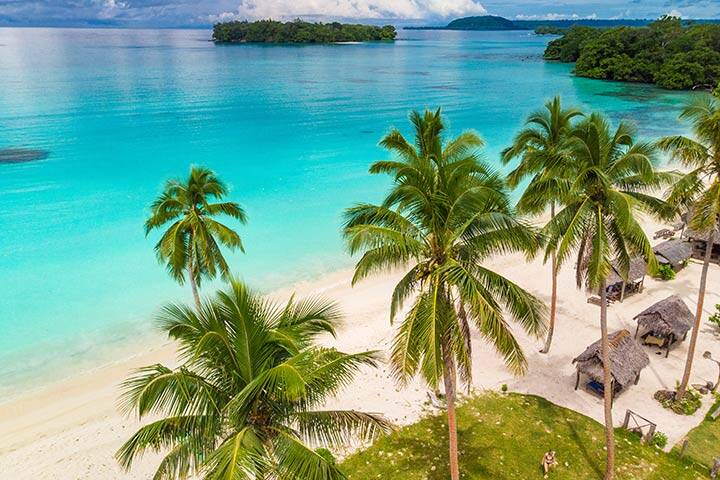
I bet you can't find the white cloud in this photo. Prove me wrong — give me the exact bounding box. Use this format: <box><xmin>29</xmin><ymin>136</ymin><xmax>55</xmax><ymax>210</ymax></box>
<box><xmin>666</xmin><ymin>9</ymin><xmax>683</xmax><ymax>18</ymax></box>
<box><xmin>97</xmin><ymin>0</ymin><xmax>128</xmax><ymax>19</ymax></box>
<box><xmin>515</xmin><ymin>13</ymin><xmax>598</xmax><ymax>21</ymax></box>
<box><xmin>211</xmin><ymin>0</ymin><xmax>486</xmax><ymax>22</ymax></box>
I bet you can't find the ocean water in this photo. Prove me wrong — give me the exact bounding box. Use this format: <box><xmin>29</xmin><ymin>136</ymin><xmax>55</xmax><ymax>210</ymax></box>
<box><xmin>0</xmin><ymin>27</ymin><xmax>692</xmax><ymax>396</ymax></box>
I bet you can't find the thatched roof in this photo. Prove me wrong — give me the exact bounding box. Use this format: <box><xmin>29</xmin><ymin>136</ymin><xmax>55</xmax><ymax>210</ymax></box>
<box><xmin>573</xmin><ymin>330</ymin><xmax>650</xmax><ymax>388</ymax></box>
<box><xmin>654</xmin><ymin>239</ymin><xmax>693</xmax><ymax>267</ymax></box>
<box><xmin>606</xmin><ymin>257</ymin><xmax>647</xmax><ymax>286</ymax></box>
<box><xmin>634</xmin><ymin>295</ymin><xmax>694</xmax><ymax>339</ymax></box>
<box><xmin>684</xmin><ymin>228</ymin><xmax>720</xmax><ymax>246</ymax></box>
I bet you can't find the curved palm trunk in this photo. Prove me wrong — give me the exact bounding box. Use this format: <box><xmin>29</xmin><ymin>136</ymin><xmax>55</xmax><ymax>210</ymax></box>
<box><xmin>599</xmin><ymin>280</ymin><xmax>615</xmax><ymax>480</ymax></box>
<box><xmin>541</xmin><ymin>204</ymin><xmax>558</xmax><ymax>354</ymax></box>
<box><xmin>677</xmin><ymin>229</ymin><xmax>715</xmax><ymax>398</ymax></box>
<box><xmin>188</xmin><ymin>250</ymin><xmax>202</xmax><ymax>312</ymax></box>
<box><xmin>442</xmin><ymin>341</ymin><xmax>460</xmax><ymax>480</ymax></box>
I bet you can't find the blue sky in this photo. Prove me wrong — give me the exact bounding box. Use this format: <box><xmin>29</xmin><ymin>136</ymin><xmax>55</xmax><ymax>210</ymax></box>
<box><xmin>0</xmin><ymin>0</ymin><xmax>718</xmax><ymax>28</ymax></box>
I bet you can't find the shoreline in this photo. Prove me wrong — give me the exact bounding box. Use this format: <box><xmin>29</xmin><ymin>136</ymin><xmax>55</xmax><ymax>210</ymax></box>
<box><xmin>2</xmin><ymin>216</ymin><xmax>720</xmax><ymax>478</ymax></box>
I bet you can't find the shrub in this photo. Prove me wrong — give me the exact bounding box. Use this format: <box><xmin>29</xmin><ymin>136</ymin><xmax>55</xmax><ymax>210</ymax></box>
<box><xmin>654</xmin><ymin>264</ymin><xmax>676</xmax><ymax>281</ymax></box>
<box><xmin>501</xmin><ymin>384</ymin><xmax>508</xmax><ymax>393</ymax></box>
<box><xmin>649</xmin><ymin>431</ymin><xmax>668</xmax><ymax>449</ymax></box>
<box><xmin>709</xmin><ymin>304</ymin><xmax>720</xmax><ymax>330</ymax></box>
<box><xmin>654</xmin><ymin>386</ymin><xmax>703</xmax><ymax>415</ymax></box>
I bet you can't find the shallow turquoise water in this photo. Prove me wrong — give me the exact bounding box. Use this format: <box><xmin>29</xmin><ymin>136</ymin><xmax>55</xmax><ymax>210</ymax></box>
<box><xmin>0</xmin><ymin>28</ymin><xmax>692</xmax><ymax>394</ymax></box>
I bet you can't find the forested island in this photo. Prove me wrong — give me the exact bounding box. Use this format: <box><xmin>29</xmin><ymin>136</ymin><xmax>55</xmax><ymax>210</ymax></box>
<box><xmin>545</xmin><ymin>16</ymin><xmax>720</xmax><ymax>90</ymax></box>
<box><xmin>213</xmin><ymin>19</ymin><xmax>396</xmax><ymax>43</ymax></box>
<box><xmin>407</xmin><ymin>15</ymin><xmax>669</xmax><ymax>32</ymax></box>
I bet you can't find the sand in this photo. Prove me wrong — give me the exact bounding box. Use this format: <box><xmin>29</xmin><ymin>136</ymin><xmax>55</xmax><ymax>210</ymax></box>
<box><xmin>1</xmin><ymin>218</ymin><xmax>719</xmax><ymax>479</ymax></box>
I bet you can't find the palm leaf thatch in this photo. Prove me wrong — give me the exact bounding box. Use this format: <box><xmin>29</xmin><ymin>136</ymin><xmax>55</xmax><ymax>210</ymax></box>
<box><xmin>573</xmin><ymin>330</ymin><xmax>650</xmax><ymax>389</ymax></box>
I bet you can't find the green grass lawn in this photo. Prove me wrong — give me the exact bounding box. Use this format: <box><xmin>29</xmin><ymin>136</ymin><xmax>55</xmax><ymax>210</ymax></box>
<box><xmin>341</xmin><ymin>392</ymin><xmax>707</xmax><ymax>479</ymax></box>
<box><xmin>674</xmin><ymin>395</ymin><xmax>720</xmax><ymax>469</ymax></box>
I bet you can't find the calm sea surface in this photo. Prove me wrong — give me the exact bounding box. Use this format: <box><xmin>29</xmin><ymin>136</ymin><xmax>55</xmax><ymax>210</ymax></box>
<box><xmin>0</xmin><ymin>27</ymin><xmax>692</xmax><ymax>395</ymax></box>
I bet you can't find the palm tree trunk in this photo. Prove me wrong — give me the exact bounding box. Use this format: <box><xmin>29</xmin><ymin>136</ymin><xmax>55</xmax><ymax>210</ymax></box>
<box><xmin>188</xmin><ymin>253</ymin><xmax>202</xmax><ymax>312</ymax></box>
<box><xmin>541</xmin><ymin>203</ymin><xmax>558</xmax><ymax>354</ymax></box>
<box><xmin>442</xmin><ymin>341</ymin><xmax>460</xmax><ymax>480</ymax></box>
<box><xmin>599</xmin><ymin>279</ymin><xmax>615</xmax><ymax>480</ymax></box>
<box><xmin>677</xmin><ymin>229</ymin><xmax>715</xmax><ymax>398</ymax></box>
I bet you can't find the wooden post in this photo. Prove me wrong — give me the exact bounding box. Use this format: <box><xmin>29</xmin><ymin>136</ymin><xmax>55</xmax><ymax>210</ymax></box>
<box><xmin>634</xmin><ymin>324</ymin><xmax>640</xmax><ymax>338</ymax></box>
<box><xmin>645</xmin><ymin>423</ymin><xmax>656</xmax><ymax>443</ymax></box>
<box><xmin>620</xmin><ymin>281</ymin><xmax>626</xmax><ymax>303</ymax></box>
<box><xmin>679</xmin><ymin>438</ymin><xmax>689</xmax><ymax>458</ymax></box>
<box><xmin>622</xmin><ymin>410</ymin><xmax>631</xmax><ymax>429</ymax></box>
<box><xmin>711</xmin><ymin>458</ymin><xmax>720</xmax><ymax>479</ymax></box>
<box><xmin>635</xmin><ymin>372</ymin><xmax>641</xmax><ymax>385</ymax></box>
<box><xmin>575</xmin><ymin>371</ymin><xmax>581</xmax><ymax>390</ymax></box>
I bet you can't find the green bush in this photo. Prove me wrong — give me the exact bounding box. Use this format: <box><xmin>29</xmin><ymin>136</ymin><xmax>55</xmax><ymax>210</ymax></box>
<box><xmin>649</xmin><ymin>431</ymin><xmax>668</xmax><ymax>449</ymax></box>
<box><xmin>655</xmin><ymin>387</ymin><xmax>703</xmax><ymax>415</ymax></box>
<box><xmin>709</xmin><ymin>304</ymin><xmax>720</xmax><ymax>330</ymax></box>
<box><xmin>654</xmin><ymin>264</ymin><xmax>676</xmax><ymax>281</ymax></box>
<box><xmin>501</xmin><ymin>383</ymin><xmax>508</xmax><ymax>392</ymax></box>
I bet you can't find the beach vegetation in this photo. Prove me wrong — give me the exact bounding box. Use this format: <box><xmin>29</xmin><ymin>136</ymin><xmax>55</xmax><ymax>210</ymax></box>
<box><xmin>341</xmin><ymin>392</ymin><xmax>707</xmax><ymax>479</ymax></box>
<box><xmin>116</xmin><ymin>278</ymin><xmax>392</xmax><ymax>480</ymax></box>
<box><xmin>213</xmin><ymin>19</ymin><xmax>396</xmax><ymax>44</ymax></box>
<box><xmin>502</xmin><ymin>96</ymin><xmax>584</xmax><ymax>354</ymax></box>
<box><xmin>144</xmin><ymin>166</ymin><xmax>246</xmax><ymax>311</ymax></box>
<box><xmin>655</xmin><ymin>387</ymin><xmax>703</xmax><ymax>415</ymax></box>
<box><xmin>709</xmin><ymin>304</ymin><xmax>720</xmax><ymax>330</ymax></box>
<box><xmin>658</xmin><ymin>94</ymin><xmax>720</xmax><ymax>400</ymax></box>
<box><xmin>654</xmin><ymin>264</ymin><xmax>677</xmax><ymax>281</ymax></box>
<box><xmin>545</xmin><ymin>16</ymin><xmax>720</xmax><ymax>90</ymax></box>
<box><xmin>544</xmin><ymin>112</ymin><xmax>674</xmax><ymax>479</ymax></box>
<box><xmin>343</xmin><ymin>109</ymin><xmax>546</xmax><ymax>480</ymax></box>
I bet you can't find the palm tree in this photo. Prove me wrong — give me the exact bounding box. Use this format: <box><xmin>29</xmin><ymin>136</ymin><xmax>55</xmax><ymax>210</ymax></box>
<box><xmin>545</xmin><ymin>113</ymin><xmax>673</xmax><ymax>480</ymax></box>
<box><xmin>117</xmin><ymin>278</ymin><xmax>392</xmax><ymax>480</ymax></box>
<box><xmin>145</xmin><ymin>166</ymin><xmax>247</xmax><ymax>311</ymax></box>
<box><xmin>658</xmin><ymin>94</ymin><xmax>720</xmax><ymax>399</ymax></box>
<box><xmin>502</xmin><ymin>96</ymin><xmax>584</xmax><ymax>353</ymax></box>
<box><xmin>343</xmin><ymin>109</ymin><xmax>546</xmax><ymax>480</ymax></box>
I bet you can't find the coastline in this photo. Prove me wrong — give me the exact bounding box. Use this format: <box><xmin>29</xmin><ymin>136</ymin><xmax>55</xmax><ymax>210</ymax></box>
<box><xmin>2</xmin><ymin>214</ymin><xmax>719</xmax><ymax>479</ymax></box>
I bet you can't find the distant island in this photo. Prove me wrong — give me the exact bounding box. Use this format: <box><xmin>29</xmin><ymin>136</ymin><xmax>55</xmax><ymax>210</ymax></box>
<box><xmin>213</xmin><ymin>19</ymin><xmax>396</xmax><ymax>44</ymax></box>
<box><xmin>407</xmin><ymin>16</ymin><xmax>658</xmax><ymax>32</ymax></box>
<box><xmin>544</xmin><ymin>16</ymin><xmax>720</xmax><ymax>90</ymax></box>
<box><xmin>406</xmin><ymin>15</ymin><xmax>720</xmax><ymax>33</ymax></box>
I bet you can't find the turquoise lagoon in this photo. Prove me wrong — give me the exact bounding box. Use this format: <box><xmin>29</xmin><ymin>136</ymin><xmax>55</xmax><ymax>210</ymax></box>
<box><xmin>0</xmin><ymin>28</ymin><xmax>691</xmax><ymax>396</ymax></box>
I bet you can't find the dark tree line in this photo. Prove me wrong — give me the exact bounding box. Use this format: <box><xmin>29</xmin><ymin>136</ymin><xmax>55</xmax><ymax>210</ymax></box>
<box><xmin>544</xmin><ymin>16</ymin><xmax>720</xmax><ymax>90</ymax></box>
<box><xmin>213</xmin><ymin>19</ymin><xmax>397</xmax><ymax>44</ymax></box>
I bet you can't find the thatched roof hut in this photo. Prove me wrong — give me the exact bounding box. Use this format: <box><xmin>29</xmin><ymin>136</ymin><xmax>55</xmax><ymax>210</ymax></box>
<box><xmin>573</xmin><ymin>330</ymin><xmax>650</xmax><ymax>396</ymax></box>
<box><xmin>605</xmin><ymin>257</ymin><xmax>647</xmax><ymax>301</ymax></box>
<box><xmin>654</xmin><ymin>239</ymin><xmax>693</xmax><ymax>271</ymax></box>
<box><xmin>683</xmin><ymin>227</ymin><xmax>720</xmax><ymax>264</ymax></box>
<box><xmin>635</xmin><ymin>295</ymin><xmax>693</xmax><ymax>338</ymax></box>
<box><xmin>634</xmin><ymin>296</ymin><xmax>694</xmax><ymax>356</ymax></box>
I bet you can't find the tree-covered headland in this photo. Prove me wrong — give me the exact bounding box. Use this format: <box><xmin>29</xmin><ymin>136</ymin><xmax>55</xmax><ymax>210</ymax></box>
<box><xmin>545</xmin><ymin>16</ymin><xmax>720</xmax><ymax>89</ymax></box>
<box><xmin>213</xmin><ymin>19</ymin><xmax>397</xmax><ymax>44</ymax></box>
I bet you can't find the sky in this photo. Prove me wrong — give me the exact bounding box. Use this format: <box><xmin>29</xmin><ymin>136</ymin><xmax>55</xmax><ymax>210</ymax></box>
<box><xmin>0</xmin><ymin>0</ymin><xmax>718</xmax><ymax>28</ymax></box>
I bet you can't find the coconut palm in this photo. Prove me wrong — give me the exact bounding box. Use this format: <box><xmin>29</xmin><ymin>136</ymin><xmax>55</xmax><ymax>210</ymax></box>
<box><xmin>145</xmin><ymin>166</ymin><xmax>247</xmax><ymax>311</ymax></box>
<box><xmin>117</xmin><ymin>278</ymin><xmax>392</xmax><ymax>480</ymax></box>
<box><xmin>502</xmin><ymin>96</ymin><xmax>584</xmax><ymax>353</ymax></box>
<box><xmin>658</xmin><ymin>94</ymin><xmax>720</xmax><ymax>399</ymax></box>
<box><xmin>343</xmin><ymin>109</ymin><xmax>546</xmax><ymax>480</ymax></box>
<box><xmin>545</xmin><ymin>113</ymin><xmax>673</xmax><ymax>480</ymax></box>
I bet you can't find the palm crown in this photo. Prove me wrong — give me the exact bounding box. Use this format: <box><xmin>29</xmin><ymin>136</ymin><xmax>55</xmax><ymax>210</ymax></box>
<box><xmin>546</xmin><ymin>113</ymin><xmax>673</xmax><ymax>287</ymax></box>
<box><xmin>145</xmin><ymin>166</ymin><xmax>247</xmax><ymax>308</ymax></box>
<box><xmin>344</xmin><ymin>108</ymin><xmax>546</xmax><ymax>386</ymax></box>
<box><xmin>117</xmin><ymin>279</ymin><xmax>392</xmax><ymax>480</ymax></box>
<box><xmin>658</xmin><ymin>95</ymin><xmax>720</xmax><ymax>233</ymax></box>
<box><xmin>502</xmin><ymin>96</ymin><xmax>584</xmax><ymax>214</ymax></box>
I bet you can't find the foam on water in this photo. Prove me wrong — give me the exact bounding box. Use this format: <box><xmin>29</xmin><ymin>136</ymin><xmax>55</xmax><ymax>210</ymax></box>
<box><xmin>0</xmin><ymin>27</ymin><xmax>692</xmax><ymax>396</ymax></box>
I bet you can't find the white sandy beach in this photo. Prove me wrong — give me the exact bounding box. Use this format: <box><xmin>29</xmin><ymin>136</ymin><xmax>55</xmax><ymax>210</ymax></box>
<box><xmin>1</xmin><ymin>217</ymin><xmax>719</xmax><ymax>479</ymax></box>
